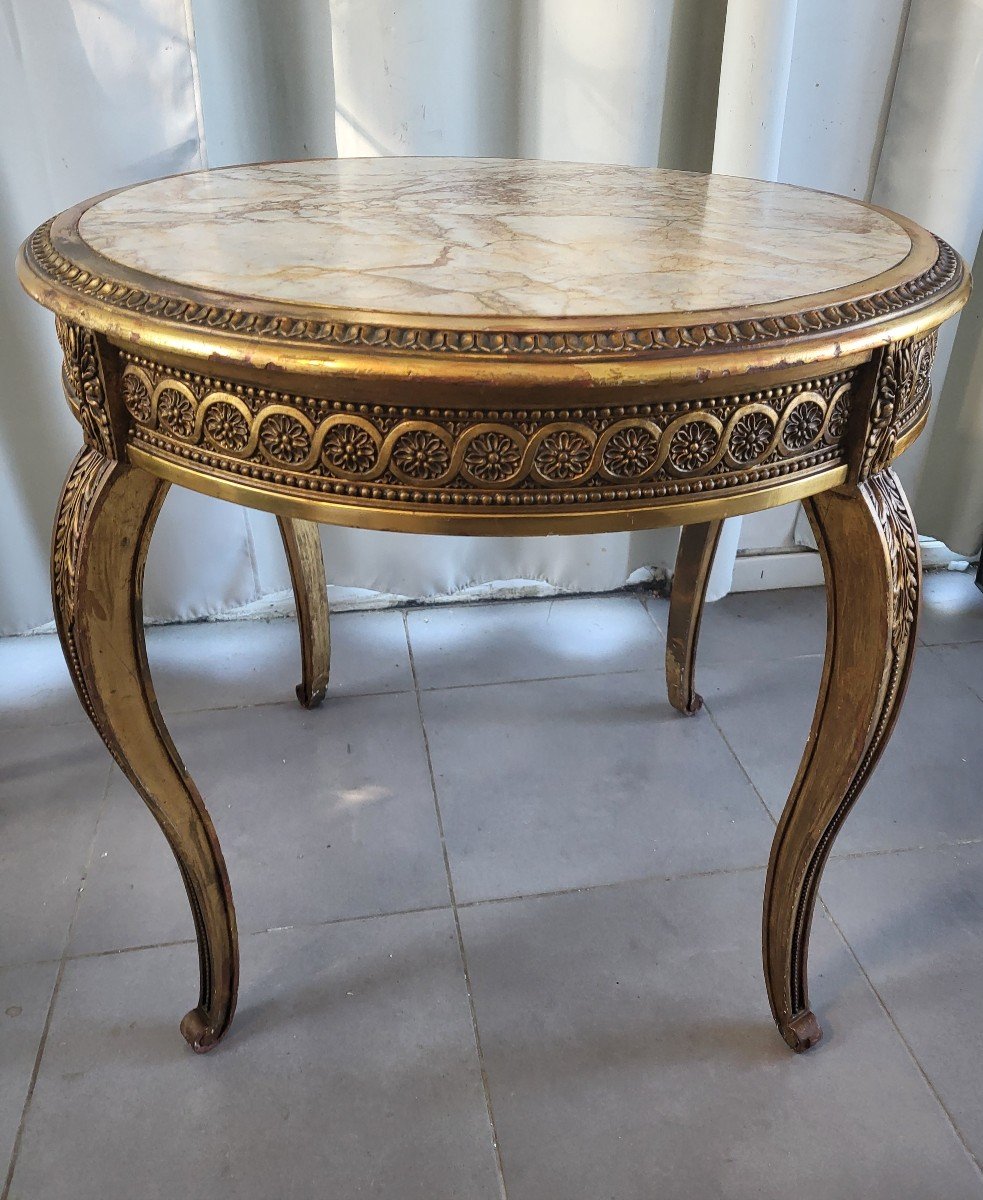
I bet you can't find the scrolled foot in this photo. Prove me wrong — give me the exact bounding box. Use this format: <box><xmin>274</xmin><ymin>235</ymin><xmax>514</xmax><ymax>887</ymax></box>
<box><xmin>180</xmin><ymin>1006</ymin><xmax>228</xmax><ymax>1054</ymax></box>
<box><xmin>278</xmin><ymin>517</ymin><xmax>330</xmax><ymax>711</ymax></box>
<box><xmin>295</xmin><ymin>681</ymin><xmax>326</xmax><ymax>709</ymax></box>
<box><xmin>666</xmin><ymin>520</ymin><xmax>722</xmax><ymax>718</ymax></box>
<box><xmin>780</xmin><ymin>1009</ymin><xmax>823</xmax><ymax>1053</ymax></box>
<box><xmin>666</xmin><ymin>650</ymin><xmax>705</xmax><ymax>716</ymax></box>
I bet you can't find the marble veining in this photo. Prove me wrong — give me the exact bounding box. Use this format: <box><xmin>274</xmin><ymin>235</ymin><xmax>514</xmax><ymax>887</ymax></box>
<box><xmin>78</xmin><ymin>158</ymin><xmax>912</xmax><ymax>320</ymax></box>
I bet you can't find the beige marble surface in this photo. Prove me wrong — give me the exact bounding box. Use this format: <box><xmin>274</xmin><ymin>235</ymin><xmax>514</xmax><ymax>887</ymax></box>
<box><xmin>78</xmin><ymin>158</ymin><xmax>912</xmax><ymax>320</ymax></box>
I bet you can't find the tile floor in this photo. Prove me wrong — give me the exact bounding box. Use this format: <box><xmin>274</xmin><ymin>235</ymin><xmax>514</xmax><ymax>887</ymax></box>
<box><xmin>1</xmin><ymin>572</ymin><xmax>982</xmax><ymax>1199</ymax></box>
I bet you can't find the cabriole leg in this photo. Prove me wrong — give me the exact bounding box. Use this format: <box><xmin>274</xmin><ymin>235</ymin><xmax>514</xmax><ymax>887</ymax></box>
<box><xmin>277</xmin><ymin>516</ymin><xmax>330</xmax><ymax>709</ymax></box>
<box><xmin>52</xmin><ymin>448</ymin><xmax>238</xmax><ymax>1051</ymax></box>
<box><xmin>763</xmin><ymin>470</ymin><xmax>919</xmax><ymax>1050</ymax></box>
<box><xmin>666</xmin><ymin>520</ymin><xmax>723</xmax><ymax>715</ymax></box>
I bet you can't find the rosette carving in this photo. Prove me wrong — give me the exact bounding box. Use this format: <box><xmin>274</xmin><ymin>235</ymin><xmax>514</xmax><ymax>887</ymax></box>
<box><xmin>602</xmin><ymin>426</ymin><xmax>659</xmax><ymax>478</ymax></box>
<box><xmin>534</xmin><ymin>429</ymin><xmax>593</xmax><ymax>481</ymax></box>
<box><xmin>782</xmin><ymin>399</ymin><xmax>825</xmax><ymax>450</ymax></box>
<box><xmin>116</xmin><ymin>354</ymin><xmax>877</xmax><ymax>509</ymax></box>
<box><xmin>825</xmin><ymin>391</ymin><xmax>851</xmax><ymax>441</ymax></box>
<box><xmin>322</xmin><ymin>423</ymin><xmax>379</xmax><ymax>474</ymax></box>
<box><xmin>667</xmin><ymin>421</ymin><xmax>719</xmax><ymax>473</ymax></box>
<box><xmin>259</xmin><ymin>413</ymin><xmax>312</xmax><ymax>464</ymax></box>
<box><xmin>728</xmin><ymin>412</ymin><xmax>774</xmax><ymax>464</ymax></box>
<box><xmin>392</xmin><ymin>429</ymin><xmax>452</xmax><ymax>480</ymax></box>
<box><xmin>203</xmin><ymin>402</ymin><xmax>250</xmax><ymax>452</ymax></box>
<box><xmin>463</xmin><ymin>431</ymin><xmax>523</xmax><ymax>482</ymax></box>
<box><xmin>157</xmin><ymin>387</ymin><xmax>197</xmax><ymax>438</ymax></box>
<box><xmin>122</xmin><ymin>371</ymin><xmax>152</xmax><ymax>423</ymax></box>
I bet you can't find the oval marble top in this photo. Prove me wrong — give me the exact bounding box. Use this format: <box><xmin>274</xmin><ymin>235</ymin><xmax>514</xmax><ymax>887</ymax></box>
<box><xmin>75</xmin><ymin>158</ymin><xmax>914</xmax><ymax>322</ymax></box>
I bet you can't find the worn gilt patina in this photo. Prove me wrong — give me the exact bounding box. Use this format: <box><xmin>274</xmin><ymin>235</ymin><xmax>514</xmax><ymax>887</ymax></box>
<box><xmin>18</xmin><ymin>158</ymin><xmax>970</xmax><ymax>1053</ymax></box>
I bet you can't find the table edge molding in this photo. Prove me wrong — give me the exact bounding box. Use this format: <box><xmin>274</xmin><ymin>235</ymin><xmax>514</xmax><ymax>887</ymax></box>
<box><xmin>22</xmin><ymin>213</ymin><xmax>964</xmax><ymax>362</ymax></box>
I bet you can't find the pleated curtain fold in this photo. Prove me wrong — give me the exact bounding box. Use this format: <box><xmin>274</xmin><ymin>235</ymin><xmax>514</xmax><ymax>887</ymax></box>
<box><xmin>0</xmin><ymin>0</ymin><xmax>980</xmax><ymax>634</ymax></box>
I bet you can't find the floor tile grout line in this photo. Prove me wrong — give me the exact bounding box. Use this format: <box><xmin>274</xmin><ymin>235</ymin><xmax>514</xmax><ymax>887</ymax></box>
<box><xmin>704</xmin><ymin>691</ymin><xmax>983</xmax><ymax>870</ymax></box>
<box><xmin>1</xmin><ymin>763</ymin><xmax>114</xmax><ymax>1200</ymax></box>
<box><xmin>9</xmin><ymin>642</ymin><xmax>865</xmax><ymax>733</ymax></box>
<box><xmin>38</xmin><ymin>900</ymin><xmax>460</xmax><ymax>966</ymax></box>
<box><xmin>830</xmin><ymin>837</ymin><xmax>983</xmax><ymax>862</ymax></box>
<box><xmin>0</xmin><ymin>667</ymin><xmax>655</xmax><ymax>733</ymax></box>
<box><xmin>637</xmin><ymin>590</ymin><xmax>667</xmax><ymax>638</ymax></box>
<box><xmin>707</xmin><ymin>634</ymin><xmax>982</xmax><ymax>1178</ymax></box>
<box><xmin>2</xmin><ymin>665</ymin><xmax>651</xmax><ymax>732</ymax></box>
<box><xmin>403</xmin><ymin>612</ymin><xmax>510</xmax><ymax>1200</ymax></box>
<box><xmin>702</xmin><ymin>699</ymin><xmax>780</xmax><ymax>831</ymax></box>
<box><xmin>918</xmin><ymin>645</ymin><xmax>983</xmax><ymax>706</ymax></box>
<box><xmin>0</xmin><ymin>685</ymin><xmax>419</xmax><ymax>733</ymax></box>
<box><xmin>702</xmin><ymin>674</ymin><xmax>983</xmax><ymax>1156</ymax></box>
<box><xmin>0</xmin><ymin>967</ymin><xmax>67</xmax><ymax>1200</ymax></box>
<box><xmin>8</xmin><ymin>836</ymin><xmax>983</xmax><ymax>975</ymax></box>
<box><xmin>5</xmin><ymin>662</ymin><xmax>658</xmax><ymax>731</ymax></box>
<box><xmin>417</xmin><ymin>665</ymin><xmax>648</xmax><ymax>694</ymax></box>
<box><xmin>819</xmin><ymin>897</ymin><xmax>983</xmax><ymax>1183</ymax></box>
<box><xmin>455</xmin><ymin>861</ymin><xmax>769</xmax><ymax>909</ymax></box>
<box><xmin>247</xmin><ymin>902</ymin><xmax>454</xmax><ymax>938</ymax></box>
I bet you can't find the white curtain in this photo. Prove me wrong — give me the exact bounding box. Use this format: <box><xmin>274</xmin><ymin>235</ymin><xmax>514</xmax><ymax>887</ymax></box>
<box><xmin>1</xmin><ymin>0</ymin><xmax>981</xmax><ymax>634</ymax></box>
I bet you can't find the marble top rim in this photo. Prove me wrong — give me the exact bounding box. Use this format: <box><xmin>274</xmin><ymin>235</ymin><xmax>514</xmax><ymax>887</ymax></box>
<box><xmin>71</xmin><ymin>159</ymin><xmax>921</xmax><ymax>320</ymax></box>
<box><xmin>22</xmin><ymin>159</ymin><xmax>962</xmax><ymax>361</ymax></box>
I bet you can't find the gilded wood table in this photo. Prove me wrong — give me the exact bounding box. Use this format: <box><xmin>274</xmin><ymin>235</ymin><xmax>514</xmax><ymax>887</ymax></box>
<box><xmin>18</xmin><ymin>158</ymin><xmax>970</xmax><ymax>1054</ymax></box>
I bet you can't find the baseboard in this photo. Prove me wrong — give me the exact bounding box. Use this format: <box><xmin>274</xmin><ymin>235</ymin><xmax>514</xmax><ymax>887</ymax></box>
<box><xmin>729</xmin><ymin>539</ymin><xmax>979</xmax><ymax>594</ymax></box>
<box><xmin>730</xmin><ymin>549</ymin><xmax>824</xmax><ymax>592</ymax></box>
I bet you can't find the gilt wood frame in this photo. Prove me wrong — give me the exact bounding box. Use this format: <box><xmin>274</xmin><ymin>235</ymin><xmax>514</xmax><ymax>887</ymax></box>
<box><xmin>18</xmin><ymin>162</ymin><xmax>971</xmax><ymax>1055</ymax></box>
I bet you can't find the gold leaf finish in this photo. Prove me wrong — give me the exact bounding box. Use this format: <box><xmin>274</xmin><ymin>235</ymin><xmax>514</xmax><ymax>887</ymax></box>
<box><xmin>764</xmin><ymin>470</ymin><xmax>921</xmax><ymax>1049</ymax></box>
<box><xmin>20</xmin><ymin>160</ymin><xmax>971</xmax><ymax>1054</ymax></box>
<box><xmin>117</xmin><ymin>354</ymin><xmax>886</xmax><ymax>519</ymax></box>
